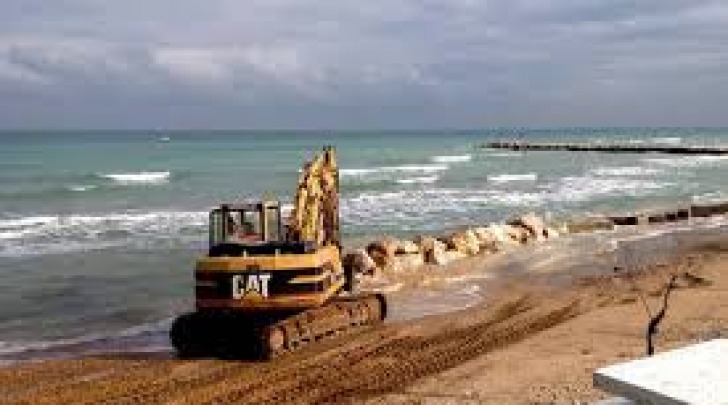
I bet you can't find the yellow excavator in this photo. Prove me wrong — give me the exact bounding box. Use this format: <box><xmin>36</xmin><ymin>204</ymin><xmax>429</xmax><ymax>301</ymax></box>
<box><xmin>170</xmin><ymin>146</ymin><xmax>387</xmax><ymax>359</ymax></box>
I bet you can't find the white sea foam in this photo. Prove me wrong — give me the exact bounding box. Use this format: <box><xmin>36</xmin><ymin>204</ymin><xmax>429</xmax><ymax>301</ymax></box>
<box><xmin>67</xmin><ymin>184</ymin><xmax>97</xmax><ymax>192</ymax></box>
<box><xmin>487</xmin><ymin>173</ymin><xmax>538</xmax><ymax>183</ymax></box>
<box><xmin>396</xmin><ymin>175</ymin><xmax>439</xmax><ymax>185</ymax></box>
<box><xmin>549</xmin><ymin>176</ymin><xmax>672</xmax><ymax>203</ymax></box>
<box><xmin>485</xmin><ymin>152</ymin><xmax>524</xmax><ymax>157</ymax></box>
<box><xmin>644</xmin><ymin>155</ymin><xmax>728</xmax><ymax>168</ymax></box>
<box><xmin>591</xmin><ymin>166</ymin><xmax>663</xmax><ymax>176</ymax></box>
<box><xmin>340</xmin><ymin>164</ymin><xmax>449</xmax><ymax>177</ymax></box>
<box><xmin>341</xmin><ymin>173</ymin><xmax>674</xmax><ymax>230</ymax></box>
<box><xmin>99</xmin><ymin>171</ymin><xmax>171</xmax><ymax>185</ymax></box>
<box><xmin>651</xmin><ymin>137</ymin><xmax>682</xmax><ymax>145</ymax></box>
<box><xmin>341</xmin><ymin>188</ymin><xmax>543</xmax><ymax>230</ymax></box>
<box><xmin>0</xmin><ymin>211</ymin><xmax>207</xmax><ymax>257</ymax></box>
<box><xmin>0</xmin><ymin>216</ymin><xmax>57</xmax><ymax>230</ymax></box>
<box><xmin>431</xmin><ymin>154</ymin><xmax>472</xmax><ymax>163</ymax></box>
<box><xmin>692</xmin><ymin>192</ymin><xmax>728</xmax><ymax>204</ymax></box>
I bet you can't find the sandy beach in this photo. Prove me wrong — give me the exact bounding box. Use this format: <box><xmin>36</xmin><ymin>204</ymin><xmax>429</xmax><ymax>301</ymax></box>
<box><xmin>1</xmin><ymin>223</ymin><xmax>726</xmax><ymax>405</ymax></box>
<box><xmin>3</xmin><ymin>0</ymin><xmax>728</xmax><ymax>402</ymax></box>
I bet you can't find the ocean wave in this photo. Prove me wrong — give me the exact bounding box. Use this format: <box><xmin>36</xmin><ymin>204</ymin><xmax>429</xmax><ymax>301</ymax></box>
<box><xmin>430</xmin><ymin>154</ymin><xmax>472</xmax><ymax>163</ymax></box>
<box><xmin>485</xmin><ymin>152</ymin><xmax>524</xmax><ymax>158</ymax></box>
<box><xmin>550</xmin><ymin>176</ymin><xmax>672</xmax><ymax>202</ymax></box>
<box><xmin>487</xmin><ymin>173</ymin><xmax>538</xmax><ymax>183</ymax></box>
<box><xmin>644</xmin><ymin>155</ymin><xmax>728</xmax><ymax>168</ymax></box>
<box><xmin>591</xmin><ymin>166</ymin><xmax>663</xmax><ymax>176</ymax></box>
<box><xmin>0</xmin><ymin>317</ymin><xmax>172</xmax><ymax>359</ymax></box>
<box><xmin>66</xmin><ymin>184</ymin><xmax>98</xmax><ymax>192</ymax></box>
<box><xmin>650</xmin><ymin>137</ymin><xmax>682</xmax><ymax>145</ymax></box>
<box><xmin>341</xmin><ymin>188</ymin><xmax>543</xmax><ymax>230</ymax></box>
<box><xmin>692</xmin><ymin>192</ymin><xmax>728</xmax><ymax>204</ymax></box>
<box><xmin>341</xmin><ymin>174</ymin><xmax>674</xmax><ymax>230</ymax></box>
<box><xmin>340</xmin><ymin>164</ymin><xmax>449</xmax><ymax>177</ymax></box>
<box><xmin>0</xmin><ymin>211</ymin><xmax>207</xmax><ymax>257</ymax></box>
<box><xmin>98</xmin><ymin>171</ymin><xmax>171</xmax><ymax>185</ymax></box>
<box><xmin>395</xmin><ymin>175</ymin><xmax>439</xmax><ymax>185</ymax></box>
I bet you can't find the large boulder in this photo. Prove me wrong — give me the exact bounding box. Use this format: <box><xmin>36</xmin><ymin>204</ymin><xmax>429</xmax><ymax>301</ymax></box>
<box><xmin>415</xmin><ymin>235</ymin><xmax>448</xmax><ymax>264</ymax></box>
<box><xmin>504</xmin><ymin>224</ymin><xmax>529</xmax><ymax>244</ymax></box>
<box><xmin>463</xmin><ymin>229</ymin><xmax>482</xmax><ymax>254</ymax></box>
<box><xmin>396</xmin><ymin>240</ymin><xmax>420</xmax><ymax>255</ymax></box>
<box><xmin>484</xmin><ymin>224</ymin><xmax>511</xmax><ymax>245</ymax></box>
<box><xmin>342</xmin><ymin>249</ymin><xmax>377</xmax><ymax>275</ymax></box>
<box><xmin>474</xmin><ymin>224</ymin><xmax>521</xmax><ymax>250</ymax></box>
<box><xmin>432</xmin><ymin>249</ymin><xmax>468</xmax><ymax>265</ymax></box>
<box><xmin>507</xmin><ymin>212</ymin><xmax>547</xmax><ymax>241</ymax></box>
<box><xmin>366</xmin><ymin>238</ymin><xmax>398</xmax><ymax>268</ymax></box>
<box><xmin>390</xmin><ymin>253</ymin><xmax>425</xmax><ymax>271</ymax></box>
<box><xmin>472</xmin><ymin>227</ymin><xmax>498</xmax><ymax>252</ymax></box>
<box><xmin>444</xmin><ymin>230</ymin><xmax>480</xmax><ymax>256</ymax></box>
<box><xmin>545</xmin><ymin>227</ymin><xmax>560</xmax><ymax>239</ymax></box>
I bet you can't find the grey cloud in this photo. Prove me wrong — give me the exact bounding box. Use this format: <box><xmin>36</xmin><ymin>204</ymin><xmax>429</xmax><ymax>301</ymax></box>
<box><xmin>1</xmin><ymin>1</ymin><xmax>727</xmax><ymax>128</ymax></box>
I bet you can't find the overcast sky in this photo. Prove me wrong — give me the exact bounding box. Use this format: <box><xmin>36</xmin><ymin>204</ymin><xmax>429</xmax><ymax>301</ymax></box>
<box><xmin>1</xmin><ymin>1</ymin><xmax>727</xmax><ymax>129</ymax></box>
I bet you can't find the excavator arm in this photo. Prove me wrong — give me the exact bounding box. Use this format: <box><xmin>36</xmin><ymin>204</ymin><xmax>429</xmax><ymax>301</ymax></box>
<box><xmin>287</xmin><ymin>146</ymin><xmax>340</xmax><ymax>248</ymax></box>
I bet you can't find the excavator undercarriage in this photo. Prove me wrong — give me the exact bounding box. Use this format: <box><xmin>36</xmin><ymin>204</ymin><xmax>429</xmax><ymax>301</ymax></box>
<box><xmin>170</xmin><ymin>147</ymin><xmax>387</xmax><ymax>359</ymax></box>
<box><xmin>171</xmin><ymin>293</ymin><xmax>386</xmax><ymax>359</ymax></box>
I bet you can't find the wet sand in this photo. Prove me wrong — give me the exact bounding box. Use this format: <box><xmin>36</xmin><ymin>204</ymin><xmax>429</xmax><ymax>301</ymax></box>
<box><xmin>1</xmin><ymin>228</ymin><xmax>727</xmax><ymax>404</ymax></box>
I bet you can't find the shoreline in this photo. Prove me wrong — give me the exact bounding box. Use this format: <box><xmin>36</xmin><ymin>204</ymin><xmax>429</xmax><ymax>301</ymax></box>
<box><xmin>1</xmin><ymin>235</ymin><xmax>726</xmax><ymax>404</ymax></box>
<box><xmin>2</xmin><ymin>199</ymin><xmax>728</xmax><ymax>366</ymax></box>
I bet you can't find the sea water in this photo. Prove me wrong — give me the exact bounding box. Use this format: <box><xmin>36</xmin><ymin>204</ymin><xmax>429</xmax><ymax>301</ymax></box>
<box><xmin>1</xmin><ymin>128</ymin><xmax>727</xmax><ymax>361</ymax></box>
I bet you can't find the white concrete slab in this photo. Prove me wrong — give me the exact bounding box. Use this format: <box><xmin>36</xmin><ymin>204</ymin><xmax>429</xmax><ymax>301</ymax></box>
<box><xmin>594</xmin><ymin>339</ymin><xmax>728</xmax><ymax>405</ymax></box>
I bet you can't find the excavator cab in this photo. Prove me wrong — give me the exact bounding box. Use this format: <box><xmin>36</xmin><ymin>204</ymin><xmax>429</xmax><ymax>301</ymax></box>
<box><xmin>209</xmin><ymin>201</ymin><xmax>283</xmax><ymax>245</ymax></box>
<box><xmin>207</xmin><ymin>201</ymin><xmax>319</xmax><ymax>257</ymax></box>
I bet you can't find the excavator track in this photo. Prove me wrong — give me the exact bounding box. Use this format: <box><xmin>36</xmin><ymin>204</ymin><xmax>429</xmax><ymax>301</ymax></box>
<box><xmin>170</xmin><ymin>293</ymin><xmax>386</xmax><ymax>360</ymax></box>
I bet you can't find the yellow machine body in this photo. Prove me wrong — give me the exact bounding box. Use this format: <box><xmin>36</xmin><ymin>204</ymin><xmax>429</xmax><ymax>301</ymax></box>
<box><xmin>194</xmin><ymin>245</ymin><xmax>345</xmax><ymax>311</ymax></box>
<box><xmin>170</xmin><ymin>147</ymin><xmax>386</xmax><ymax>359</ymax></box>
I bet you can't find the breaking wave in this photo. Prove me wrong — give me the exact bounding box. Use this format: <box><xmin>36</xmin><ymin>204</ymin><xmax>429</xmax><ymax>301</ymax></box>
<box><xmin>485</xmin><ymin>152</ymin><xmax>524</xmax><ymax>158</ymax></box>
<box><xmin>430</xmin><ymin>154</ymin><xmax>472</xmax><ymax>163</ymax></box>
<box><xmin>341</xmin><ymin>175</ymin><xmax>674</xmax><ymax>231</ymax></box>
<box><xmin>396</xmin><ymin>176</ymin><xmax>439</xmax><ymax>185</ymax></box>
<box><xmin>487</xmin><ymin>173</ymin><xmax>538</xmax><ymax>183</ymax></box>
<box><xmin>66</xmin><ymin>184</ymin><xmax>98</xmax><ymax>192</ymax></box>
<box><xmin>340</xmin><ymin>164</ymin><xmax>449</xmax><ymax>177</ymax></box>
<box><xmin>650</xmin><ymin>137</ymin><xmax>682</xmax><ymax>145</ymax></box>
<box><xmin>340</xmin><ymin>164</ymin><xmax>449</xmax><ymax>187</ymax></box>
<box><xmin>692</xmin><ymin>192</ymin><xmax>728</xmax><ymax>204</ymax></box>
<box><xmin>98</xmin><ymin>171</ymin><xmax>171</xmax><ymax>185</ymax></box>
<box><xmin>644</xmin><ymin>155</ymin><xmax>728</xmax><ymax>168</ymax></box>
<box><xmin>550</xmin><ymin>176</ymin><xmax>672</xmax><ymax>203</ymax></box>
<box><xmin>0</xmin><ymin>211</ymin><xmax>208</xmax><ymax>257</ymax></box>
<box><xmin>591</xmin><ymin>166</ymin><xmax>663</xmax><ymax>176</ymax></box>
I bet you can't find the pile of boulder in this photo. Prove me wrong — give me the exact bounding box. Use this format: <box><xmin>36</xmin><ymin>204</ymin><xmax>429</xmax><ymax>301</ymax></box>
<box><xmin>344</xmin><ymin>212</ymin><xmax>558</xmax><ymax>276</ymax></box>
<box><xmin>344</xmin><ymin>199</ymin><xmax>728</xmax><ymax>277</ymax></box>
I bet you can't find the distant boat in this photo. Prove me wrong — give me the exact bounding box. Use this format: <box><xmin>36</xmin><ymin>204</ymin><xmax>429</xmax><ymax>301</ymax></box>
<box><xmin>158</xmin><ymin>135</ymin><xmax>171</xmax><ymax>142</ymax></box>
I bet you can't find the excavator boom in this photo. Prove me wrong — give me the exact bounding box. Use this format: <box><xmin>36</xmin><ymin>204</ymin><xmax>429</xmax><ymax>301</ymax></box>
<box><xmin>287</xmin><ymin>146</ymin><xmax>340</xmax><ymax>248</ymax></box>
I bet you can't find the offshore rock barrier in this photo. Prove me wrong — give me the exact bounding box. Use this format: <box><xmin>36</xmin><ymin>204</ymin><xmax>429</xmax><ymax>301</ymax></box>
<box><xmin>344</xmin><ymin>212</ymin><xmax>557</xmax><ymax>276</ymax></box>
<box><xmin>344</xmin><ymin>199</ymin><xmax>728</xmax><ymax>276</ymax></box>
<box><xmin>480</xmin><ymin>141</ymin><xmax>728</xmax><ymax>155</ymax></box>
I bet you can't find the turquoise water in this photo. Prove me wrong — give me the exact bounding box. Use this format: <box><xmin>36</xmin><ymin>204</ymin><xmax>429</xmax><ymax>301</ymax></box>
<box><xmin>1</xmin><ymin>128</ymin><xmax>727</xmax><ymax>359</ymax></box>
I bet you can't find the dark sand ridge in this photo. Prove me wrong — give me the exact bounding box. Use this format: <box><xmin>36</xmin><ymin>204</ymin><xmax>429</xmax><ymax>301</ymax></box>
<box><xmin>0</xmin><ymin>219</ymin><xmax>727</xmax><ymax>404</ymax></box>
